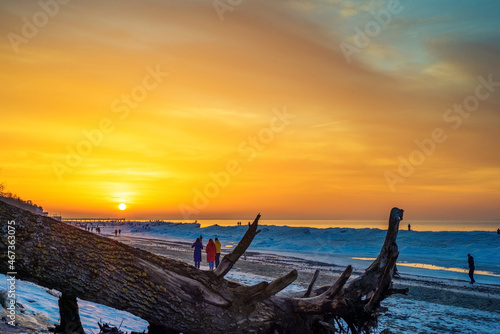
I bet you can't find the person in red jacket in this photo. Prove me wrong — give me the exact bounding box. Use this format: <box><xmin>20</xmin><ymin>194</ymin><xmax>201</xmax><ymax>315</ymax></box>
<box><xmin>206</xmin><ymin>238</ymin><xmax>216</xmax><ymax>270</ymax></box>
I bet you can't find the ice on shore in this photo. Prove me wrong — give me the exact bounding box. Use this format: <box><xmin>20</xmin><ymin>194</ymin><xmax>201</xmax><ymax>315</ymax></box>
<box><xmin>122</xmin><ymin>222</ymin><xmax>500</xmax><ymax>284</ymax></box>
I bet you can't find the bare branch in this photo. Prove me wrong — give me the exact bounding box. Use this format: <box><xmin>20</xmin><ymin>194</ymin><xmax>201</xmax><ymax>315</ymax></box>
<box><xmin>262</xmin><ymin>269</ymin><xmax>297</xmax><ymax>300</ymax></box>
<box><xmin>214</xmin><ymin>213</ymin><xmax>261</xmax><ymax>278</ymax></box>
<box><xmin>303</xmin><ymin>269</ymin><xmax>320</xmax><ymax>298</ymax></box>
<box><xmin>235</xmin><ymin>270</ymin><xmax>298</xmax><ymax>304</ymax></box>
<box><xmin>367</xmin><ymin>207</ymin><xmax>403</xmax><ymax>272</ymax></box>
<box><xmin>321</xmin><ymin>265</ymin><xmax>352</xmax><ymax>300</ymax></box>
<box><xmin>291</xmin><ymin>266</ymin><xmax>352</xmax><ymax>314</ymax></box>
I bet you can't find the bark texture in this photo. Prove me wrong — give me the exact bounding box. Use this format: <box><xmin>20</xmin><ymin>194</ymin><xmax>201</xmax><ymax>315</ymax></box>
<box><xmin>55</xmin><ymin>293</ymin><xmax>85</xmax><ymax>334</ymax></box>
<box><xmin>0</xmin><ymin>200</ymin><xmax>406</xmax><ymax>334</ymax></box>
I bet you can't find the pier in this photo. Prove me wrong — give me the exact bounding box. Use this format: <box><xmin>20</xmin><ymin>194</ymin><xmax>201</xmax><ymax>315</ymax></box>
<box><xmin>63</xmin><ymin>217</ymin><xmax>126</xmax><ymax>224</ymax></box>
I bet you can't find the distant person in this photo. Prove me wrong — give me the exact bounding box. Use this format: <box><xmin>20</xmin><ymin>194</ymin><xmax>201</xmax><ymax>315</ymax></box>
<box><xmin>497</xmin><ymin>228</ymin><xmax>500</xmax><ymax>235</ymax></box>
<box><xmin>214</xmin><ymin>237</ymin><xmax>222</xmax><ymax>268</ymax></box>
<box><xmin>206</xmin><ymin>238</ymin><xmax>216</xmax><ymax>271</ymax></box>
<box><xmin>115</xmin><ymin>229</ymin><xmax>118</xmax><ymax>236</ymax></box>
<box><xmin>191</xmin><ymin>238</ymin><xmax>203</xmax><ymax>269</ymax></box>
<box><xmin>408</xmin><ymin>224</ymin><xmax>411</xmax><ymax>231</ymax></box>
<box><xmin>119</xmin><ymin>229</ymin><xmax>121</xmax><ymax>235</ymax></box>
<box><xmin>467</xmin><ymin>253</ymin><xmax>475</xmax><ymax>284</ymax></box>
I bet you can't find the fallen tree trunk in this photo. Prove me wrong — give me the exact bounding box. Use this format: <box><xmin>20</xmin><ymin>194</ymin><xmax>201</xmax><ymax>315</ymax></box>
<box><xmin>0</xmin><ymin>200</ymin><xmax>406</xmax><ymax>333</ymax></box>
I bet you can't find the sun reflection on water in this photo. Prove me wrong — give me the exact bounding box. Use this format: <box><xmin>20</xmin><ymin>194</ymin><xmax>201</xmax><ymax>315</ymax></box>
<box><xmin>351</xmin><ymin>258</ymin><xmax>500</xmax><ymax>277</ymax></box>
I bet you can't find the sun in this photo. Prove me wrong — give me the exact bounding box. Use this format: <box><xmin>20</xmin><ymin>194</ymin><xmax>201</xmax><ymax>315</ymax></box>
<box><xmin>118</xmin><ymin>203</ymin><xmax>127</xmax><ymax>211</ymax></box>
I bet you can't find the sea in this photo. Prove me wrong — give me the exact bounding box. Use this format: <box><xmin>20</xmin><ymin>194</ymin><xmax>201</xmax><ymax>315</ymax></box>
<box><xmin>138</xmin><ymin>219</ymin><xmax>500</xmax><ymax>232</ymax></box>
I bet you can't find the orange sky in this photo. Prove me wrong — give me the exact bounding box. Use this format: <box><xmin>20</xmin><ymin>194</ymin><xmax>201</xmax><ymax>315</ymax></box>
<box><xmin>1</xmin><ymin>0</ymin><xmax>499</xmax><ymax>221</ymax></box>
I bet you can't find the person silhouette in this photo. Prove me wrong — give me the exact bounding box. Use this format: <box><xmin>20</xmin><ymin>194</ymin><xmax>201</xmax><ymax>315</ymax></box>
<box><xmin>206</xmin><ymin>238</ymin><xmax>216</xmax><ymax>270</ymax></box>
<box><xmin>191</xmin><ymin>238</ymin><xmax>203</xmax><ymax>269</ymax></box>
<box><xmin>214</xmin><ymin>237</ymin><xmax>222</xmax><ymax>268</ymax></box>
<box><xmin>467</xmin><ymin>253</ymin><xmax>475</xmax><ymax>284</ymax></box>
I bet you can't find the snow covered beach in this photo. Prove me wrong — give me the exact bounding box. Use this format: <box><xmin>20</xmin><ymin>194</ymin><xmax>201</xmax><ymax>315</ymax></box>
<box><xmin>124</xmin><ymin>221</ymin><xmax>500</xmax><ymax>284</ymax></box>
<box><xmin>2</xmin><ymin>221</ymin><xmax>499</xmax><ymax>333</ymax></box>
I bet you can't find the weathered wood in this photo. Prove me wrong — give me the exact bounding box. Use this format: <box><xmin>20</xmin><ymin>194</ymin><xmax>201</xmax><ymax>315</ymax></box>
<box><xmin>55</xmin><ymin>293</ymin><xmax>85</xmax><ymax>334</ymax></box>
<box><xmin>303</xmin><ymin>269</ymin><xmax>320</xmax><ymax>298</ymax></box>
<box><xmin>214</xmin><ymin>213</ymin><xmax>261</xmax><ymax>278</ymax></box>
<box><xmin>290</xmin><ymin>266</ymin><xmax>352</xmax><ymax>315</ymax></box>
<box><xmin>364</xmin><ymin>253</ymin><xmax>398</xmax><ymax>313</ymax></box>
<box><xmin>247</xmin><ymin>269</ymin><xmax>298</xmax><ymax>303</ymax></box>
<box><xmin>0</xmin><ymin>201</ymin><xmax>406</xmax><ymax>333</ymax></box>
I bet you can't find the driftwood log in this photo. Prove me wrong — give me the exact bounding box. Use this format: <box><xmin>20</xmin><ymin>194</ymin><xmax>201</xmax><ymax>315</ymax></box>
<box><xmin>0</xmin><ymin>200</ymin><xmax>407</xmax><ymax>334</ymax></box>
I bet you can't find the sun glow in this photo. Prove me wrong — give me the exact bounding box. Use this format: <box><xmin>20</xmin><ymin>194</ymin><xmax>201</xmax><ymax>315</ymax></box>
<box><xmin>1</xmin><ymin>1</ymin><xmax>499</xmax><ymax>222</ymax></box>
<box><xmin>118</xmin><ymin>203</ymin><xmax>127</xmax><ymax>211</ymax></box>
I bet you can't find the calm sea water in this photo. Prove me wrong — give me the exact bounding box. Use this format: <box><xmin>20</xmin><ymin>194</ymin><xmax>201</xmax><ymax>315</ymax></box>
<box><xmin>158</xmin><ymin>219</ymin><xmax>499</xmax><ymax>232</ymax></box>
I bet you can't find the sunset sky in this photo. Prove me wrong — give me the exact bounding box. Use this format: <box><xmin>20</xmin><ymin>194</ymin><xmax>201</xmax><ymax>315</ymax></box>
<box><xmin>1</xmin><ymin>0</ymin><xmax>499</xmax><ymax>221</ymax></box>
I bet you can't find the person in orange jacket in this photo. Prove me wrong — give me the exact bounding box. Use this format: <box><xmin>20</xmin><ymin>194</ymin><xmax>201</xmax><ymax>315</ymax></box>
<box><xmin>214</xmin><ymin>237</ymin><xmax>222</xmax><ymax>268</ymax></box>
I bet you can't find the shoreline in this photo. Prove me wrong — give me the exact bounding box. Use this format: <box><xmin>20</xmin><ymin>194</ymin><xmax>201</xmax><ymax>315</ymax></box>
<box><xmin>111</xmin><ymin>229</ymin><xmax>500</xmax><ymax>283</ymax></box>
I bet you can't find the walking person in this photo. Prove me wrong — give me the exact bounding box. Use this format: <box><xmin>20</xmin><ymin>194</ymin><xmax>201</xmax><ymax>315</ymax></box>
<box><xmin>467</xmin><ymin>253</ymin><xmax>475</xmax><ymax>284</ymax></box>
<box><xmin>192</xmin><ymin>238</ymin><xmax>203</xmax><ymax>269</ymax></box>
<box><xmin>206</xmin><ymin>238</ymin><xmax>216</xmax><ymax>271</ymax></box>
<box><xmin>214</xmin><ymin>237</ymin><xmax>222</xmax><ymax>268</ymax></box>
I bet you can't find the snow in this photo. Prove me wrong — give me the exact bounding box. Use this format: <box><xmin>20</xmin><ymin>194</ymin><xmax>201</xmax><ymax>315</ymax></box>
<box><xmin>379</xmin><ymin>297</ymin><xmax>500</xmax><ymax>334</ymax></box>
<box><xmin>0</xmin><ymin>273</ymin><xmax>149</xmax><ymax>333</ymax></box>
<box><xmin>225</xmin><ymin>270</ymin><xmax>306</xmax><ymax>295</ymax></box>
